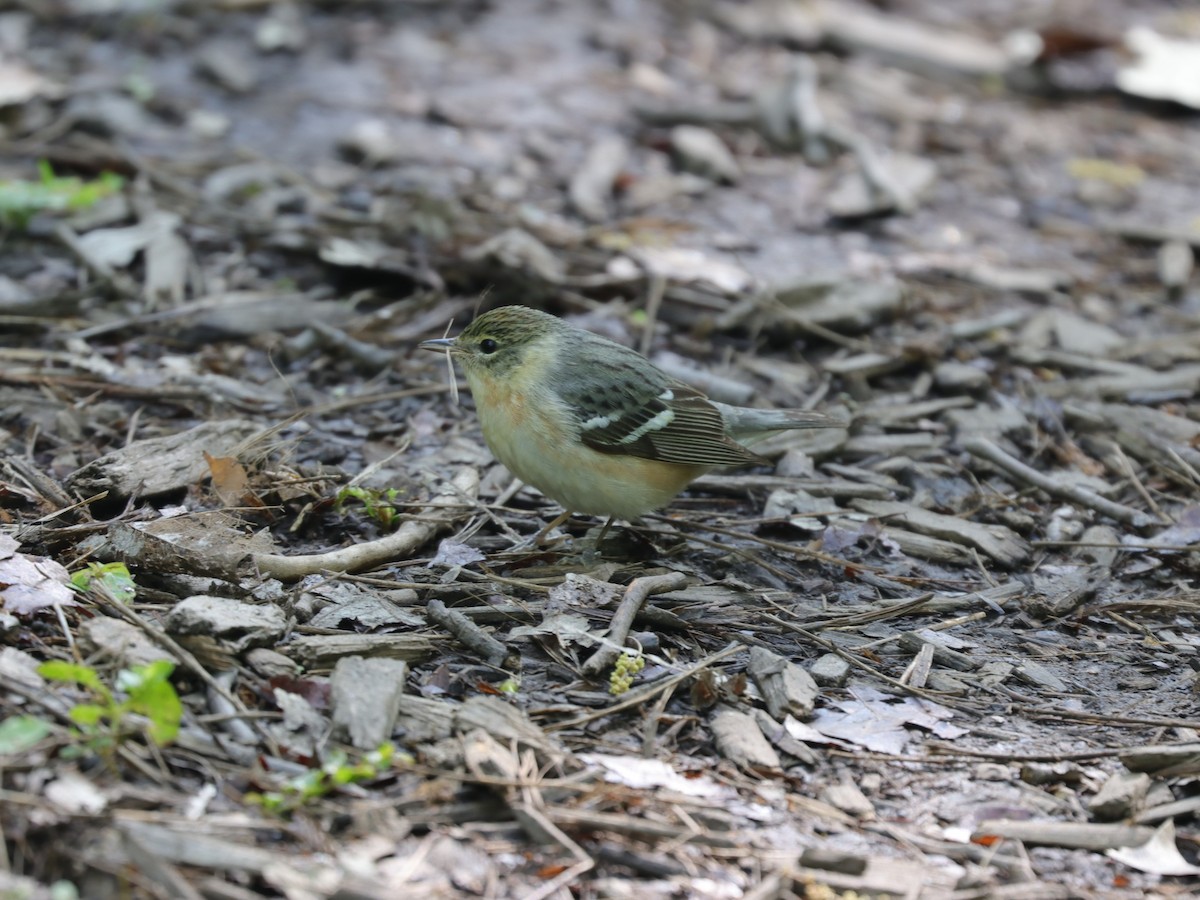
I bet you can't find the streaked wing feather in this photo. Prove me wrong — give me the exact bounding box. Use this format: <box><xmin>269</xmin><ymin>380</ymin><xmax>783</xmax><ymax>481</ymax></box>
<box><xmin>630</xmin><ymin>389</ymin><xmax>765</xmax><ymax>466</ymax></box>
<box><xmin>561</xmin><ymin>351</ymin><xmax>763</xmax><ymax>466</ymax></box>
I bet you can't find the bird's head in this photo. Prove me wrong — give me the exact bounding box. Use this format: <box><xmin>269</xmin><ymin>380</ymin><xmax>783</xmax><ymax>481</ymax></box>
<box><xmin>419</xmin><ymin>306</ymin><xmax>563</xmax><ymax>378</ymax></box>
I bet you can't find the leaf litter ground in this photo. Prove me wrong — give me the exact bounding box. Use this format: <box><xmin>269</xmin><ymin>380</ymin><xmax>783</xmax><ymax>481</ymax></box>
<box><xmin>2</xmin><ymin>1</ymin><xmax>1200</xmax><ymax>897</ymax></box>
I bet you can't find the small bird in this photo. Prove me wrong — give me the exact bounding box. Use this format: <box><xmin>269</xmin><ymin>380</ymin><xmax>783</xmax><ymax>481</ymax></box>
<box><xmin>420</xmin><ymin>305</ymin><xmax>841</xmax><ymax>542</ymax></box>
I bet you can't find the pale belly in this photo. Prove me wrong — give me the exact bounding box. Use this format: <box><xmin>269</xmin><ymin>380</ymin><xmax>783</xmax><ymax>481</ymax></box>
<box><xmin>477</xmin><ymin>399</ymin><xmax>703</xmax><ymax>519</ymax></box>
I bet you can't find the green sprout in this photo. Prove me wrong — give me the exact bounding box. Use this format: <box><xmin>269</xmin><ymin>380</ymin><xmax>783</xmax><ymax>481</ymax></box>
<box><xmin>71</xmin><ymin>562</ymin><xmax>137</xmax><ymax>604</ymax></box>
<box><xmin>336</xmin><ymin>485</ymin><xmax>404</xmax><ymax>529</ymax></box>
<box><xmin>0</xmin><ymin>715</ymin><xmax>53</xmax><ymax>755</ymax></box>
<box><xmin>37</xmin><ymin>659</ymin><xmax>182</xmax><ymax>755</ymax></box>
<box><xmin>0</xmin><ymin>160</ymin><xmax>124</xmax><ymax>230</ymax></box>
<box><xmin>248</xmin><ymin>744</ymin><xmax>403</xmax><ymax>814</ymax></box>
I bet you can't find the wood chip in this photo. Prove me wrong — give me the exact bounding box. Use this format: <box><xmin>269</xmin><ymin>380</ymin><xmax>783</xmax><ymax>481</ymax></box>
<box><xmin>747</xmin><ymin>645</ymin><xmax>820</xmax><ymax>720</ymax></box>
<box><xmin>286</xmin><ymin>633</ymin><xmax>437</xmax><ymax>670</ymax></box>
<box><xmin>66</xmin><ymin>419</ymin><xmax>261</xmax><ymax>501</ymax></box>
<box><xmin>1120</xmin><ymin>743</ymin><xmax>1200</xmax><ymax>777</ymax></box>
<box><xmin>808</xmin><ymin>654</ymin><xmax>851</xmax><ymax>687</ymax></box>
<box><xmin>711</xmin><ymin>706</ymin><xmax>780</xmax><ymax>769</ymax></box>
<box><xmin>851</xmin><ymin>498</ymin><xmax>1031</xmax><ymax>566</ymax></box>
<box><xmin>1089</xmin><ymin>771</ymin><xmax>1151</xmax><ymax>822</ymax></box>
<box><xmin>897</xmin><ymin>631</ymin><xmax>976</xmax><ymax>672</ymax></box>
<box><xmin>164</xmin><ymin>595</ymin><xmax>288</xmax><ymax>653</ymax></box>
<box><xmin>819</xmin><ymin>778</ymin><xmax>875</xmax><ymax>819</ymax></box>
<box><xmin>330</xmin><ymin>656</ymin><xmax>409</xmax><ymax>749</ymax></box>
<box><xmin>569</xmin><ymin>135</ymin><xmax>628</xmax><ymax>221</ymax></box>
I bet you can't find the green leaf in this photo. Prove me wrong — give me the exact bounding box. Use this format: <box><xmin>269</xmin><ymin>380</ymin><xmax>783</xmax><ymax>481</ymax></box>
<box><xmin>336</xmin><ymin>486</ymin><xmax>369</xmax><ymax>510</ymax></box>
<box><xmin>119</xmin><ymin>661</ymin><xmax>181</xmax><ymax>745</ymax></box>
<box><xmin>58</xmin><ymin>743</ymin><xmax>89</xmax><ymax>761</ymax></box>
<box><xmin>335</xmin><ymin>485</ymin><xmax>401</xmax><ymax>528</ymax></box>
<box><xmin>0</xmin><ymin>715</ymin><xmax>53</xmax><ymax>754</ymax></box>
<box><xmin>257</xmin><ymin>792</ymin><xmax>285</xmax><ymax>812</ymax></box>
<box><xmin>116</xmin><ymin>659</ymin><xmax>175</xmax><ymax>693</ymax></box>
<box><xmin>321</xmin><ymin>749</ymin><xmax>349</xmax><ymax>775</ymax></box>
<box><xmin>367</xmin><ymin>742</ymin><xmax>394</xmax><ymax>768</ymax></box>
<box><xmin>38</xmin><ymin>661</ymin><xmax>105</xmax><ymax>693</ymax></box>
<box><xmin>133</xmin><ymin>680</ymin><xmax>182</xmax><ymax>744</ymax></box>
<box><xmin>68</xmin><ymin>704</ymin><xmax>107</xmax><ymax>727</ymax></box>
<box><xmin>0</xmin><ymin>161</ymin><xmax>124</xmax><ymax>230</ymax></box>
<box><xmin>47</xmin><ymin>879</ymin><xmax>80</xmax><ymax>900</ymax></box>
<box><xmin>70</xmin><ymin>562</ymin><xmax>136</xmax><ymax>603</ymax></box>
<box><xmin>290</xmin><ymin>768</ymin><xmax>327</xmax><ymax>800</ymax></box>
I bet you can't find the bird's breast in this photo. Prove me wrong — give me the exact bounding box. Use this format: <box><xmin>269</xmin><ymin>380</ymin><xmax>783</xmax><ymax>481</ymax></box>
<box><xmin>473</xmin><ymin>380</ymin><xmax>701</xmax><ymax>519</ymax></box>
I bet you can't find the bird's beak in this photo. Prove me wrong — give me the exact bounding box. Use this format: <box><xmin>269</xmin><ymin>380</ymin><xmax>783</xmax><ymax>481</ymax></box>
<box><xmin>419</xmin><ymin>337</ymin><xmax>459</xmax><ymax>353</ymax></box>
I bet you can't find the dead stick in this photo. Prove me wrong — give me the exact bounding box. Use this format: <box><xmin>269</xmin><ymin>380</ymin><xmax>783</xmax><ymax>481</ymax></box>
<box><xmin>551</xmin><ymin>641</ymin><xmax>744</xmax><ymax>731</ymax></box>
<box><xmin>963</xmin><ymin>437</ymin><xmax>1159</xmax><ymax>529</ymax></box>
<box><xmin>252</xmin><ymin>468</ymin><xmax>479</xmax><ymax>580</ymax></box>
<box><xmin>581</xmin><ymin>572</ymin><xmax>687</xmax><ymax>678</ymax></box>
<box><xmin>426</xmin><ymin>598</ymin><xmax>510</xmax><ymax>667</ymax></box>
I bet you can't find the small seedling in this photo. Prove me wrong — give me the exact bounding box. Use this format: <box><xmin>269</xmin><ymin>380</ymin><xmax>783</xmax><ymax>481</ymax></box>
<box><xmin>248</xmin><ymin>744</ymin><xmax>402</xmax><ymax>814</ymax></box>
<box><xmin>0</xmin><ymin>714</ymin><xmax>53</xmax><ymax>755</ymax></box>
<box><xmin>0</xmin><ymin>160</ymin><xmax>124</xmax><ymax>230</ymax></box>
<box><xmin>70</xmin><ymin>562</ymin><xmax>136</xmax><ymax>604</ymax></box>
<box><xmin>37</xmin><ymin>659</ymin><xmax>182</xmax><ymax>756</ymax></box>
<box><xmin>336</xmin><ymin>485</ymin><xmax>403</xmax><ymax>529</ymax></box>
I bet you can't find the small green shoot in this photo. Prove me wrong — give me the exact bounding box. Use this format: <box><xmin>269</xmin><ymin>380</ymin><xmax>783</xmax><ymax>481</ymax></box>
<box><xmin>248</xmin><ymin>744</ymin><xmax>402</xmax><ymax>814</ymax></box>
<box><xmin>37</xmin><ymin>659</ymin><xmax>182</xmax><ymax>755</ymax></box>
<box><xmin>115</xmin><ymin>661</ymin><xmax>183</xmax><ymax>745</ymax></box>
<box><xmin>336</xmin><ymin>485</ymin><xmax>403</xmax><ymax>529</ymax></box>
<box><xmin>0</xmin><ymin>160</ymin><xmax>124</xmax><ymax>230</ymax></box>
<box><xmin>70</xmin><ymin>562</ymin><xmax>136</xmax><ymax>604</ymax></box>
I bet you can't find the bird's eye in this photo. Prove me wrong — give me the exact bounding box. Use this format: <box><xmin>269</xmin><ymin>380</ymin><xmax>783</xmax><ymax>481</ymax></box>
<box><xmin>479</xmin><ymin>339</ymin><xmax>498</xmax><ymax>354</ymax></box>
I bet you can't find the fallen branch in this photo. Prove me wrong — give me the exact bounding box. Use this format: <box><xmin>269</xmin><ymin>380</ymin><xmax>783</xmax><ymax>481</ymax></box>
<box><xmin>252</xmin><ymin>468</ymin><xmax>480</xmax><ymax>580</ymax></box>
<box><xmin>964</xmin><ymin>437</ymin><xmax>1160</xmax><ymax>529</ymax></box>
<box><xmin>581</xmin><ymin>571</ymin><xmax>687</xmax><ymax>678</ymax></box>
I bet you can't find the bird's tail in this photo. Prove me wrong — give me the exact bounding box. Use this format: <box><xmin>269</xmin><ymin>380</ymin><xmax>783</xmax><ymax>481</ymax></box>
<box><xmin>715</xmin><ymin>403</ymin><xmax>846</xmax><ymax>445</ymax></box>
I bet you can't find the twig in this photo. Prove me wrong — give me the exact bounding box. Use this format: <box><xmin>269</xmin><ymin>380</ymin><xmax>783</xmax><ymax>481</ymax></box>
<box><xmin>252</xmin><ymin>468</ymin><xmax>479</xmax><ymax>579</ymax></box>
<box><xmin>448</xmin><ymin>475</ymin><xmax>526</xmax><ymax>545</ymax></box>
<box><xmin>964</xmin><ymin>437</ymin><xmax>1160</xmax><ymax>528</ymax></box>
<box><xmin>803</xmin><ymin>592</ymin><xmax>934</xmax><ymax>630</ymax></box>
<box><xmin>426</xmin><ymin>598</ymin><xmax>510</xmax><ymax>667</ymax></box>
<box><xmin>760</xmin><ymin>613</ymin><xmax>984</xmax><ymax>713</ymax></box>
<box><xmin>639</xmin><ymin>274</ymin><xmax>666</xmax><ymax>357</ymax></box>
<box><xmin>921</xmin><ymin>744</ymin><xmax>1128</xmax><ymax>763</ymax></box>
<box><xmin>581</xmin><ymin>572</ymin><xmax>687</xmax><ymax>678</ymax></box>
<box><xmin>1110</xmin><ymin>443</ymin><xmax>1167</xmax><ymax>522</ymax></box>
<box><xmin>548</xmin><ymin>642</ymin><xmax>744</xmax><ymax>731</ymax></box>
<box><xmin>1032</xmin><ymin>539</ymin><xmax>1193</xmax><ymax>551</ymax></box>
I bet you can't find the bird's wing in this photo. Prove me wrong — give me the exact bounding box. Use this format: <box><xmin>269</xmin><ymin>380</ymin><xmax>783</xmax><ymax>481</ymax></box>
<box><xmin>559</xmin><ymin>349</ymin><xmax>763</xmax><ymax>468</ymax></box>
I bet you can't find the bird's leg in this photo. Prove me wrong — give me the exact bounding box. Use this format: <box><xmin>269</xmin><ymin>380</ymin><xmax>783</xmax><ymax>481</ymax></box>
<box><xmin>532</xmin><ymin>508</ymin><xmax>575</xmax><ymax>546</ymax></box>
<box><xmin>595</xmin><ymin>516</ymin><xmax>616</xmax><ymax>544</ymax></box>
